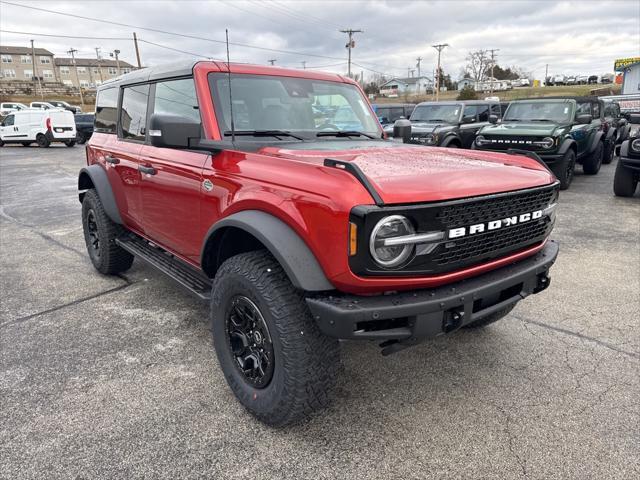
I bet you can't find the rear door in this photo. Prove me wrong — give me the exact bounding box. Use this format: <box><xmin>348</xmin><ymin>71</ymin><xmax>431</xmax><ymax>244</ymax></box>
<box><xmin>49</xmin><ymin>110</ymin><xmax>76</xmax><ymax>139</ymax></box>
<box><xmin>138</xmin><ymin>77</ymin><xmax>208</xmax><ymax>261</ymax></box>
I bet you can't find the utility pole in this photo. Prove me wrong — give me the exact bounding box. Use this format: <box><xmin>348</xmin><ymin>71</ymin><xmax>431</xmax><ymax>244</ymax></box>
<box><xmin>432</xmin><ymin>43</ymin><xmax>449</xmax><ymax>101</ymax></box>
<box><xmin>68</xmin><ymin>48</ymin><xmax>85</xmax><ymax>107</ymax></box>
<box><xmin>407</xmin><ymin>66</ymin><xmax>411</xmax><ymax>77</ymax></box>
<box><xmin>416</xmin><ymin>57</ymin><xmax>422</xmax><ymax>78</ymax></box>
<box><xmin>340</xmin><ymin>29</ymin><xmax>362</xmax><ymax>78</ymax></box>
<box><xmin>301</xmin><ymin>61</ymin><xmax>306</xmax><ymax>69</ymax></box>
<box><xmin>94</xmin><ymin>47</ymin><xmax>104</xmax><ymax>83</ymax></box>
<box><xmin>133</xmin><ymin>32</ymin><xmax>142</xmax><ymax>68</ymax></box>
<box><xmin>268</xmin><ymin>59</ymin><xmax>276</xmax><ymax>66</ymax></box>
<box><xmin>110</xmin><ymin>49</ymin><xmax>121</xmax><ymax>75</ymax></box>
<box><xmin>30</xmin><ymin>39</ymin><xmax>43</xmax><ymax>100</ymax></box>
<box><xmin>544</xmin><ymin>63</ymin><xmax>549</xmax><ymax>87</ymax></box>
<box><xmin>488</xmin><ymin>48</ymin><xmax>499</xmax><ymax>95</ymax></box>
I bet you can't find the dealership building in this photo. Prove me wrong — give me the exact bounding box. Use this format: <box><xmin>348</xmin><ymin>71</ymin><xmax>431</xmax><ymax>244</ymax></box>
<box><xmin>616</xmin><ymin>57</ymin><xmax>640</xmax><ymax>95</ymax></box>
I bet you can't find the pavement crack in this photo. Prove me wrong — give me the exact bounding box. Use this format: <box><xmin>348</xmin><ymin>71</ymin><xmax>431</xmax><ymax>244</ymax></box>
<box><xmin>0</xmin><ymin>280</ymin><xmax>136</xmax><ymax>329</ymax></box>
<box><xmin>513</xmin><ymin>315</ymin><xmax>640</xmax><ymax>360</ymax></box>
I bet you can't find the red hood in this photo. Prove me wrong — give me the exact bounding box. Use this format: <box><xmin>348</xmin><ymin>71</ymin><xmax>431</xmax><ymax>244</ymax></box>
<box><xmin>260</xmin><ymin>143</ymin><xmax>556</xmax><ymax>204</ymax></box>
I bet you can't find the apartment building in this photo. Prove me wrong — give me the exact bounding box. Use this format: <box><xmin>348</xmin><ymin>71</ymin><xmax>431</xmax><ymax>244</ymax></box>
<box><xmin>54</xmin><ymin>57</ymin><xmax>135</xmax><ymax>89</ymax></box>
<box><xmin>0</xmin><ymin>46</ymin><xmax>56</xmax><ymax>82</ymax></box>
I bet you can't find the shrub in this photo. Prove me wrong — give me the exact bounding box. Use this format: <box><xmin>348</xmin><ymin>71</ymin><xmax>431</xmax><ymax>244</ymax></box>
<box><xmin>457</xmin><ymin>85</ymin><xmax>477</xmax><ymax>100</ymax></box>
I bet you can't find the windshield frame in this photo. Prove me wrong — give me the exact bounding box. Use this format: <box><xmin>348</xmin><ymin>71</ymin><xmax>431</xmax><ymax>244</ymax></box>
<box><xmin>410</xmin><ymin>103</ymin><xmax>463</xmax><ymax>123</ymax></box>
<box><xmin>207</xmin><ymin>72</ymin><xmax>383</xmax><ymax>141</ymax></box>
<box><xmin>503</xmin><ymin>100</ymin><xmax>575</xmax><ymax>123</ymax></box>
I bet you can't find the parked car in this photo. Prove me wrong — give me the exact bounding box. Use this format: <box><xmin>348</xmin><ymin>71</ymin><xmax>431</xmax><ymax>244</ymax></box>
<box><xmin>475</xmin><ymin>97</ymin><xmax>607</xmax><ymax>189</ymax></box>
<box><xmin>392</xmin><ymin>100</ymin><xmax>501</xmax><ymax>148</ymax></box>
<box><xmin>553</xmin><ymin>75</ymin><xmax>566</xmax><ymax>85</ymax></box>
<box><xmin>371</xmin><ymin>103</ymin><xmax>415</xmax><ymax>128</ymax></box>
<box><xmin>48</xmin><ymin>100</ymin><xmax>82</xmax><ymax>114</ymax></box>
<box><xmin>79</xmin><ymin>61</ymin><xmax>560</xmax><ymax>426</ymax></box>
<box><xmin>601</xmin><ymin>74</ymin><xmax>614</xmax><ymax>84</ymax></box>
<box><xmin>566</xmin><ymin>76</ymin><xmax>577</xmax><ymax>85</ymax></box>
<box><xmin>545</xmin><ymin>76</ymin><xmax>554</xmax><ymax>86</ymax></box>
<box><xmin>588</xmin><ymin>75</ymin><xmax>599</xmax><ymax>84</ymax></box>
<box><xmin>74</xmin><ymin>113</ymin><xmax>95</xmax><ymax>144</ymax></box>
<box><xmin>0</xmin><ymin>108</ymin><xmax>77</xmax><ymax>147</ymax></box>
<box><xmin>614</xmin><ymin>115</ymin><xmax>640</xmax><ymax>197</ymax></box>
<box><xmin>602</xmin><ymin>99</ymin><xmax>629</xmax><ymax>158</ymax></box>
<box><xmin>0</xmin><ymin>102</ymin><xmax>28</xmax><ymax>116</ymax></box>
<box><xmin>576</xmin><ymin>75</ymin><xmax>589</xmax><ymax>85</ymax></box>
<box><xmin>30</xmin><ymin>101</ymin><xmax>56</xmax><ymax>110</ymax></box>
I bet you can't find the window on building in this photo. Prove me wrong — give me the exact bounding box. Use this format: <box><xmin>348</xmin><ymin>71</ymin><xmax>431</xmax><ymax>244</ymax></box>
<box><xmin>42</xmin><ymin>70</ymin><xmax>54</xmax><ymax>79</ymax></box>
<box><xmin>95</xmin><ymin>87</ymin><xmax>119</xmax><ymax>133</ymax></box>
<box><xmin>24</xmin><ymin>69</ymin><xmax>33</xmax><ymax>79</ymax></box>
<box><xmin>77</xmin><ymin>67</ymin><xmax>87</xmax><ymax>74</ymax></box>
<box><xmin>153</xmin><ymin>78</ymin><xmax>200</xmax><ymax>122</ymax></box>
<box><xmin>40</xmin><ymin>56</ymin><xmax>51</xmax><ymax>64</ymax></box>
<box><xmin>108</xmin><ymin>67</ymin><xmax>117</xmax><ymax>75</ymax></box>
<box><xmin>1</xmin><ymin>55</ymin><xmax>12</xmax><ymax>63</ymax></box>
<box><xmin>21</xmin><ymin>55</ymin><xmax>32</xmax><ymax>64</ymax></box>
<box><xmin>80</xmin><ymin>80</ymin><xmax>90</xmax><ymax>88</ymax></box>
<box><xmin>120</xmin><ymin>84</ymin><xmax>150</xmax><ymax>140</ymax></box>
<box><xmin>121</xmin><ymin>68</ymin><xmax>131</xmax><ymax>74</ymax></box>
<box><xmin>62</xmin><ymin>80</ymin><xmax>73</xmax><ymax>86</ymax></box>
<box><xmin>93</xmin><ymin>68</ymin><xmax>100</xmax><ymax>74</ymax></box>
<box><xmin>3</xmin><ymin>69</ymin><xmax>16</xmax><ymax>78</ymax></box>
<box><xmin>60</xmin><ymin>66</ymin><xmax>70</xmax><ymax>75</ymax></box>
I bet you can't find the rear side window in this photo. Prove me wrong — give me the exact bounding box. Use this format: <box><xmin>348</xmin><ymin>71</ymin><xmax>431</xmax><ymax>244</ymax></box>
<box><xmin>120</xmin><ymin>84</ymin><xmax>150</xmax><ymax>141</ymax></box>
<box><xmin>153</xmin><ymin>78</ymin><xmax>200</xmax><ymax>122</ymax></box>
<box><xmin>95</xmin><ymin>87</ymin><xmax>118</xmax><ymax>133</ymax></box>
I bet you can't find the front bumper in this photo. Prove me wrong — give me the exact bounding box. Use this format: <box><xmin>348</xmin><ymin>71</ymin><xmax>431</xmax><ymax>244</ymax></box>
<box><xmin>306</xmin><ymin>240</ymin><xmax>558</xmax><ymax>345</ymax></box>
<box><xmin>620</xmin><ymin>155</ymin><xmax>640</xmax><ymax>172</ymax></box>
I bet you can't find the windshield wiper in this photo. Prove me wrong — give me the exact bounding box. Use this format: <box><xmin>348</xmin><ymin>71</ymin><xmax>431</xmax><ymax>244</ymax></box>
<box><xmin>223</xmin><ymin>130</ymin><xmax>304</xmax><ymax>140</ymax></box>
<box><xmin>529</xmin><ymin>119</ymin><xmax>553</xmax><ymax>122</ymax></box>
<box><xmin>316</xmin><ymin>130</ymin><xmax>376</xmax><ymax>139</ymax></box>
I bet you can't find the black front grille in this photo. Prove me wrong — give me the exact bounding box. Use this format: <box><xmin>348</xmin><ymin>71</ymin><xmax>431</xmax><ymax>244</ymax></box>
<box><xmin>436</xmin><ymin>185</ymin><xmax>556</xmax><ymax>227</ymax></box>
<box><xmin>482</xmin><ymin>136</ymin><xmax>548</xmax><ymax>151</ymax></box>
<box><xmin>434</xmin><ymin>218</ymin><xmax>551</xmax><ymax>266</ymax></box>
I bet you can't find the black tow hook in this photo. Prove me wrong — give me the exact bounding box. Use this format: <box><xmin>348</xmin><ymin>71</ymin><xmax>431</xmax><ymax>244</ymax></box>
<box><xmin>534</xmin><ymin>274</ymin><xmax>551</xmax><ymax>293</ymax></box>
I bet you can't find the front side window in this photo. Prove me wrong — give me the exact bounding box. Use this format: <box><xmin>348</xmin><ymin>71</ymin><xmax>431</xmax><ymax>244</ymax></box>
<box><xmin>3</xmin><ymin>114</ymin><xmax>15</xmax><ymax>126</ymax></box>
<box><xmin>575</xmin><ymin>102</ymin><xmax>591</xmax><ymax>115</ymax></box>
<box><xmin>120</xmin><ymin>84</ymin><xmax>150</xmax><ymax>140</ymax></box>
<box><xmin>153</xmin><ymin>78</ymin><xmax>200</xmax><ymax>122</ymax></box>
<box><xmin>209</xmin><ymin>73</ymin><xmax>380</xmax><ymax>139</ymax></box>
<box><xmin>504</xmin><ymin>102</ymin><xmax>573</xmax><ymax>123</ymax></box>
<box><xmin>95</xmin><ymin>87</ymin><xmax>119</xmax><ymax>133</ymax></box>
<box><xmin>411</xmin><ymin>104</ymin><xmax>462</xmax><ymax>123</ymax></box>
<box><xmin>462</xmin><ymin>105</ymin><xmax>478</xmax><ymax>121</ymax></box>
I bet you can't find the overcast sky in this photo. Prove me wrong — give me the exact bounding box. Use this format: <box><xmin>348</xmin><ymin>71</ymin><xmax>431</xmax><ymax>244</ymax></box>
<box><xmin>1</xmin><ymin>0</ymin><xmax>638</xmax><ymax>81</ymax></box>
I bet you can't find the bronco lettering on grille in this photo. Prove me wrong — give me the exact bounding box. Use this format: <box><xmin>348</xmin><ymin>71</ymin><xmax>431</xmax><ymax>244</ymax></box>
<box><xmin>448</xmin><ymin>210</ymin><xmax>543</xmax><ymax>239</ymax></box>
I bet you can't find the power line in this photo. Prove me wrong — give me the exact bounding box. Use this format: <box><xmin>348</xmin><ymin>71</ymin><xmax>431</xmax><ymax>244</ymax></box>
<box><xmin>139</xmin><ymin>39</ymin><xmax>218</xmax><ymax>60</ymax></box>
<box><xmin>247</xmin><ymin>0</ymin><xmax>342</xmax><ymax>35</ymax></box>
<box><xmin>340</xmin><ymin>29</ymin><xmax>362</xmax><ymax>78</ymax></box>
<box><xmin>0</xmin><ymin>29</ymin><xmax>131</xmax><ymax>40</ymax></box>
<box><xmin>268</xmin><ymin>0</ymin><xmax>347</xmax><ymax>30</ymax></box>
<box><xmin>0</xmin><ymin>1</ymin><xmax>348</xmax><ymax>61</ymax></box>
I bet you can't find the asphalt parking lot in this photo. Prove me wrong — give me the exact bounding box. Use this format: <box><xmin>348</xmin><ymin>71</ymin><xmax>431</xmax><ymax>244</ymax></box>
<box><xmin>1</xmin><ymin>144</ymin><xmax>638</xmax><ymax>480</ymax></box>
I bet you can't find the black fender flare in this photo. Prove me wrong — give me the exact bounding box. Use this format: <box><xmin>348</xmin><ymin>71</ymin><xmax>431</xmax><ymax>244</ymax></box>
<box><xmin>558</xmin><ymin>138</ymin><xmax>577</xmax><ymax>156</ymax></box>
<box><xmin>605</xmin><ymin>127</ymin><xmax>616</xmax><ymax>144</ymax></box>
<box><xmin>201</xmin><ymin>210</ymin><xmax>334</xmax><ymax>292</ymax></box>
<box><xmin>617</xmin><ymin>124</ymin><xmax>631</xmax><ymax>144</ymax></box>
<box><xmin>78</xmin><ymin>164</ymin><xmax>122</xmax><ymax>224</ymax></box>
<box><xmin>619</xmin><ymin>139</ymin><xmax>630</xmax><ymax>158</ymax></box>
<box><xmin>440</xmin><ymin>134</ymin><xmax>461</xmax><ymax>147</ymax></box>
<box><xmin>588</xmin><ymin>131</ymin><xmax>605</xmax><ymax>154</ymax></box>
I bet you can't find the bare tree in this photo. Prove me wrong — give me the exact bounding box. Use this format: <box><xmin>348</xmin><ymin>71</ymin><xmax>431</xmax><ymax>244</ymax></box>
<box><xmin>465</xmin><ymin>50</ymin><xmax>491</xmax><ymax>82</ymax></box>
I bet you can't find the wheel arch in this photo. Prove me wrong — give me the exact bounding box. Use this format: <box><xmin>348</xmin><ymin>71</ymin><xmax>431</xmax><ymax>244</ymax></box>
<box><xmin>441</xmin><ymin>134</ymin><xmax>461</xmax><ymax>147</ymax></box>
<box><xmin>588</xmin><ymin>131</ymin><xmax>605</xmax><ymax>153</ymax></box>
<box><xmin>78</xmin><ymin>164</ymin><xmax>122</xmax><ymax>224</ymax></box>
<box><xmin>201</xmin><ymin>210</ymin><xmax>334</xmax><ymax>292</ymax></box>
<box><xmin>558</xmin><ymin>138</ymin><xmax>577</xmax><ymax>156</ymax></box>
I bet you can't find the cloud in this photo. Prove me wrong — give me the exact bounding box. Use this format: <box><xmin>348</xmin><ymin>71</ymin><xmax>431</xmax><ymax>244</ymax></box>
<box><xmin>1</xmin><ymin>0</ymin><xmax>638</xmax><ymax>81</ymax></box>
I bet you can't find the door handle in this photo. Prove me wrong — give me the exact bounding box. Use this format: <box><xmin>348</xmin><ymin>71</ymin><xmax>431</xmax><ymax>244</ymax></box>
<box><xmin>138</xmin><ymin>165</ymin><xmax>156</xmax><ymax>175</ymax></box>
<box><xmin>105</xmin><ymin>155</ymin><xmax>120</xmax><ymax>165</ymax></box>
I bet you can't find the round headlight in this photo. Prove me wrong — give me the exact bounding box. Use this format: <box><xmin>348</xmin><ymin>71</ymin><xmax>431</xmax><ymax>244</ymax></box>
<box><xmin>631</xmin><ymin>138</ymin><xmax>640</xmax><ymax>152</ymax></box>
<box><xmin>540</xmin><ymin>137</ymin><xmax>555</xmax><ymax>149</ymax></box>
<box><xmin>369</xmin><ymin>215</ymin><xmax>415</xmax><ymax>268</ymax></box>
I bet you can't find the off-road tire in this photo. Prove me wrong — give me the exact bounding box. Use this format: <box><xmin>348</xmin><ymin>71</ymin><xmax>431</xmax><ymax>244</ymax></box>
<box><xmin>603</xmin><ymin>139</ymin><xmax>614</xmax><ymax>164</ymax></box>
<box><xmin>77</xmin><ymin>133</ymin><xmax>87</xmax><ymax>144</ymax></box>
<box><xmin>613</xmin><ymin>160</ymin><xmax>638</xmax><ymax>197</ymax></box>
<box><xmin>81</xmin><ymin>189</ymin><xmax>134</xmax><ymax>274</ymax></box>
<box><xmin>463</xmin><ymin>303</ymin><xmax>516</xmax><ymax>329</ymax></box>
<box><xmin>36</xmin><ymin>133</ymin><xmax>50</xmax><ymax>148</ymax></box>
<box><xmin>551</xmin><ymin>149</ymin><xmax>576</xmax><ymax>190</ymax></box>
<box><xmin>210</xmin><ymin>250</ymin><xmax>340</xmax><ymax>427</ymax></box>
<box><xmin>65</xmin><ymin>140</ymin><xmax>76</xmax><ymax>147</ymax></box>
<box><xmin>582</xmin><ymin>141</ymin><xmax>603</xmax><ymax>174</ymax></box>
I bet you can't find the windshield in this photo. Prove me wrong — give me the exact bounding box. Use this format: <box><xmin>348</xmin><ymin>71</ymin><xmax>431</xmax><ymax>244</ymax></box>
<box><xmin>209</xmin><ymin>73</ymin><xmax>380</xmax><ymax>139</ymax></box>
<box><xmin>410</xmin><ymin>104</ymin><xmax>461</xmax><ymax>123</ymax></box>
<box><xmin>504</xmin><ymin>102</ymin><xmax>572</xmax><ymax>123</ymax></box>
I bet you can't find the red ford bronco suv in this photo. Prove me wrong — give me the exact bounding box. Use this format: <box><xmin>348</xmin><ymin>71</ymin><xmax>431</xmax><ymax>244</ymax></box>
<box><xmin>79</xmin><ymin>61</ymin><xmax>559</xmax><ymax>426</ymax></box>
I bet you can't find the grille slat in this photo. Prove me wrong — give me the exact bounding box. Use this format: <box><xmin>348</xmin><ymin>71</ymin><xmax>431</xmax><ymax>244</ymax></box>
<box><xmin>482</xmin><ymin>136</ymin><xmax>548</xmax><ymax>151</ymax></box>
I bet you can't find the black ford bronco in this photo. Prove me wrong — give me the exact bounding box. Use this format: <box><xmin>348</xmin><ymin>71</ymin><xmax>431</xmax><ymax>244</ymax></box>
<box><xmin>387</xmin><ymin>100</ymin><xmax>501</xmax><ymax>149</ymax></box>
<box><xmin>475</xmin><ymin>97</ymin><xmax>607</xmax><ymax>189</ymax></box>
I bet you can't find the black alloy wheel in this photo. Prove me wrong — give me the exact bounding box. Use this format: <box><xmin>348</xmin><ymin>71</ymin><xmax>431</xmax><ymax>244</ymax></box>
<box><xmin>226</xmin><ymin>295</ymin><xmax>275</xmax><ymax>388</ymax></box>
<box><xmin>85</xmin><ymin>208</ymin><xmax>101</xmax><ymax>261</ymax></box>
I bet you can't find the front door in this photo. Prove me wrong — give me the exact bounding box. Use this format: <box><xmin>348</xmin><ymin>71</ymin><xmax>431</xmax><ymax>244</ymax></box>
<box><xmin>0</xmin><ymin>114</ymin><xmax>18</xmax><ymax>141</ymax></box>
<box><xmin>459</xmin><ymin>105</ymin><xmax>482</xmax><ymax>148</ymax></box>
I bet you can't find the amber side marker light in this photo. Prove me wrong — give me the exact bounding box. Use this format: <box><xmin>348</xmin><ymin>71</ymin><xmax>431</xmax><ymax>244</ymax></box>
<box><xmin>349</xmin><ymin>222</ymin><xmax>358</xmax><ymax>256</ymax></box>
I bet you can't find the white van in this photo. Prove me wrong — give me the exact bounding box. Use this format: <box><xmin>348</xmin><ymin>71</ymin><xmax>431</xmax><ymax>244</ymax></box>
<box><xmin>0</xmin><ymin>109</ymin><xmax>77</xmax><ymax>147</ymax></box>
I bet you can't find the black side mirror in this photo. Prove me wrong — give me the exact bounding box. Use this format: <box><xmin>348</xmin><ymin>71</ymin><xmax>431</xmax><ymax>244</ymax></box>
<box><xmin>393</xmin><ymin>118</ymin><xmax>412</xmax><ymax>143</ymax></box>
<box><xmin>629</xmin><ymin>113</ymin><xmax>640</xmax><ymax>124</ymax></box>
<box><xmin>488</xmin><ymin>114</ymin><xmax>499</xmax><ymax>124</ymax></box>
<box><xmin>576</xmin><ymin>114</ymin><xmax>592</xmax><ymax>125</ymax></box>
<box><xmin>462</xmin><ymin>115</ymin><xmax>476</xmax><ymax>124</ymax></box>
<box><xmin>149</xmin><ymin>113</ymin><xmax>201</xmax><ymax>148</ymax></box>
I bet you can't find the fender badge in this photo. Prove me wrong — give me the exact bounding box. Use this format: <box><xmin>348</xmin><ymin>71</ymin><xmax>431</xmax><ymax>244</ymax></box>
<box><xmin>202</xmin><ymin>179</ymin><xmax>214</xmax><ymax>192</ymax></box>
